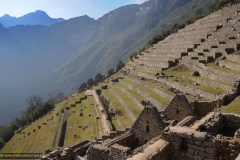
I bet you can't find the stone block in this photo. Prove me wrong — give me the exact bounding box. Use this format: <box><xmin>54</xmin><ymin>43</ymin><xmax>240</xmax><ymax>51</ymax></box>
<box><xmin>205</xmin><ymin>147</ymin><xmax>214</xmax><ymax>154</ymax></box>
<box><xmin>188</xmin><ymin>148</ymin><xmax>195</xmax><ymax>154</ymax></box>
<box><xmin>204</xmin><ymin>140</ymin><xmax>214</xmax><ymax>147</ymax></box>
<box><xmin>188</xmin><ymin>144</ymin><xmax>201</xmax><ymax>151</ymax></box>
<box><xmin>193</xmin><ymin>134</ymin><xmax>206</xmax><ymax>141</ymax></box>
<box><xmin>193</xmin><ymin>155</ymin><xmax>204</xmax><ymax>160</ymax></box>
<box><xmin>199</xmin><ymin>152</ymin><xmax>212</xmax><ymax>158</ymax></box>
<box><xmin>195</xmin><ymin>141</ymin><xmax>202</xmax><ymax>146</ymax></box>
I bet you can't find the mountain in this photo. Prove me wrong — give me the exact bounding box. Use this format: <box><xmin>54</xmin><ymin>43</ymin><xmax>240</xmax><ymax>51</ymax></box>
<box><xmin>55</xmin><ymin>0</ymin><xmax>216</xmax><ymax>92</ymax></box>
<box><xmin>0</xmin><ymin>0</ymin><xmax>216</xmax><ymax>125</ymax></box>
<box><xmin>0</xmin><ymin>10</ymin><xmax>64</xmax><ymax>28</ymax></box>
<box><xmin>0</xmin><ymin>16</ymin><xmax>96</xmax><ymax>125</ymax></box>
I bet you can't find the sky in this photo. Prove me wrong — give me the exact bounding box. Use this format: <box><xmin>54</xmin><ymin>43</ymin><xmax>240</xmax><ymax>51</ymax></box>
<box><xmin>0</xmin><ymin>0</ymin><xmax>148</xmax><ymax>20</ymax></box>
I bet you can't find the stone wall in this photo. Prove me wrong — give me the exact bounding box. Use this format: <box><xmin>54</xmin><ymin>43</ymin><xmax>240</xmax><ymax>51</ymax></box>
<box><xmin>219</xmin><ymin>60</ymin><xmax>240</xmax><ymax>71</ymax></box>
<box><xmin>110</xmin><ymin>144</ymin><xmax>132</xmax><ymax>160</ymax></box>
<box><xmin>227</xmin><ymin>55</ymin><xmax>240</xmax><ymax>62</ymax></box>
<box><xmin>182</xmin><ymin>59</ymin><xmax>240</xmax><ymax>84</ymax></box>
<box><xmin>215</xmin><ymin>135</ymin><xmax>240</xmax><ymax>160</ymax></box>
<box><xmin>101</xmin><ymin>90</ymin><xmax>125</xmax><ymax>130</ymax></box>
<box><xmin>129</xmin><ymin>70</ymin><xmax>218</xmax><ymax>100</ymax></box>
<box><xmin>108</xmin><ymin>85</ymin><xmax>137</xmax><ymax>121</ymax></box>
<box><xmin>134</xmin><ymin>59</ymin><xmax>170</xmax><ymax>68</ymax></box>
<box><xmin>114</xmin><ymin>83</ymin><xmax>143</xmax><ymax>110</ymax></box>
<box><xmin>119</xmin><ymin>79</ymin><xmax>165</xmax><ymax>110</ymax></box>
<box><xmin>190</xmin><ymin>101</ymin><xmax>218</xmax><ymax>118</ymax></box>
<box><xmin>170</xmin><ymin>73</ymin><xmax>232</xmax><ymax>92</ymax></box>
<box><xmin>124</xmin><ymin>76</ymin><xmax>173</xmax><ymax>101</ymax></box>
<box><xmin>162</xmin><ymin>126</ymin><xmax>215</xmax><ymax>160</ymax></box>
<box><xmin>163</xmin><ymin>94</ymin><xmax>195</xmax><ymax>122</ymax></box>
<box><xmin>87</xmin><ymin>144</ymin><xmax>110</xmax><ymax>160</ymax></box>
<box><xmin>131</xmin><ymin>106</ymin><xmax>165</xmax><ymax>146</ymax></box>
<box><xmin>74</xmin><ymin>141</ymin><xmax>93</xmax><ymax>157</ymax></box>
<box><xmin>222</xmin><ymin>113</ymin><xmax>240</xmax><ymax>131</ymax></box>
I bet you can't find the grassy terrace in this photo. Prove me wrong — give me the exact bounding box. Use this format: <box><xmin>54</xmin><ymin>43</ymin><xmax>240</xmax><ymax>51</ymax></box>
<box><xmin>102</xmin><ymin>89</ymin><xmax>133</xmax><ymax>128</ymax></box>
<box><xmin>122</xmin><ymin>78</ymin><xmax>170</xmax><ymax>106</ymax></box>
<box><xmin>1</xmin><ymin>100</ymin><xmax>67</xmax><ymax>154</ymax></box>
<box><xmin>88</xmin><ymin>96</ymin><xmax>103</xmax><ymax>137</ymax></box>
<box><xmin>64</xmin><ymin>103</ymin><xmax>83</xmax><ymax>146</ymax></box>
<box><xmin>128</xmin><ymin>74</ymin><xmax>176</xmax><ymax>97</ymax></box>
<box><xmin>206</xmin><ymin>63</ymin><xmax>240</xmax><ymax>75</ymax></box>
<box><xmin>117</xmin><ymin>82</ymin><xmax>146</xmax><ymax>102</ymax></box>
<box><xmin>135</xmin><ymin>69</ymin><xmax>156</xmax><ymax>75</ymax></box>
<box><xmin>221</xmin><ymin>96</ymin><xmax>240</xmax><ymax>114</ymax></box>
<box><xmin>80</xmin><ymin>99</ymin><xmax>95</xmax><ymax>140</ymax></box>
<box><xmin>164</xmin><ymin>65</ymin><xmax>233</xmax><ymax>87</ymax></box>
<box><xmin>225</xmin><ymin>59</ymin><xmax>240</xmax><ymax>65</ymax></box>
<box><xmin>109</xmin><ymin>84</ymin><xmax>142</xmax><ymax>117</ymax></box>
<box><xmin>166</xmin><ymin>76</ymin><xmax>225</xmax><ymax>95</ymax></box>
<box><xmin>64</xmin><ymin>92</ymin><xmax>87</xmax><ymax>146</ymax></box>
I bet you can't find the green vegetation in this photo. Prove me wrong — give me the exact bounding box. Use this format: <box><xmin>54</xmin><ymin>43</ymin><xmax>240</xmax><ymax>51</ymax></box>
<box><xmin>122</xmin><ymin>79</ymin><xmax>170</xmax><ymax>106</ymax></box>
<box><xmin>206</xmin><ymin>63</ymin><xmax>240</xmax><ymax>75</ymax></box>
<box><xmin>109</xmin><ymin>84</ymin><xmax>142</xmax><ymax>117</ymax></box>
<box><xmin>102</xmin><ymin>89</ymin><xmax>133</xmax><ymax>128</ymax></box>
<box><xmin>221</xmin><ymin>96</ymin><xmax>240</xmax><ymax>114</ymax></box>
<box><xmin>166</xmin><ymin>76</ymin><xmax>226</xmax><ymax>95</ymax></box>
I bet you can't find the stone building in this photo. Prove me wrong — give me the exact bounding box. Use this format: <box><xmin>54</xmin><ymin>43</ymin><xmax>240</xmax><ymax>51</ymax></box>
<box><xmin>116</xmin><ymin>60</ymin><xmax>125</xmax><ymax>72</ymax></box>
<box><xmin>87</xmin><ymin>78</ymin><xmax>94</xmax><ymax>86</ymax></box>
<box><xmin>42</xmin><ymin>95</ymin><xmax>240</xmax><ymax>160</ymax></box>
<box><xmin>78</xmin><ymin>83</ymin><xmax>87</xmax><ymax>92</ymax></box>
<box><xmin>163</xmin><ymin>94</ymin><xmax>195</xmax><ymax>122</ymax></box>
<box><xmin>95</xmin><ymin>73</ymin><xmax>102</xmax><ymax>82</ymax></box>
<box><xmin>108</xmin><ymin>69</ymin><xmax>115</xmax><ymax>77</ymax></box>
<box><xmin>131</xmin><ymin>105</ymin><xmax>165</xmax><ymax>146</ymax></box>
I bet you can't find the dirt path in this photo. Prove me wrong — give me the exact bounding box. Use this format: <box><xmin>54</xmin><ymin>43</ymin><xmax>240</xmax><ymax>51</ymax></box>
<box><xmin>127</xmin><ymin>139</ymin><xmax>169</xmax><ymax>160</ymax></box>
<box><xmin>86</xmin><ymin>89</ymin><xmax>111</xmax><ymax>134</ymax></box>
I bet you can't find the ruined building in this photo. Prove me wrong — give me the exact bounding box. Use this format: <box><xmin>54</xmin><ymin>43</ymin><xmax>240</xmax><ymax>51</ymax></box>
<box><xmin>43</xmin><ymin>94</ymin><xmax>240</xmax><ymax>160</ymax></box>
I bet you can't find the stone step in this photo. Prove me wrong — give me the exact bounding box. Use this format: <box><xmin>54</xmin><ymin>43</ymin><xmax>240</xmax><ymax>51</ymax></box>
<box><xmin>154</xmin><ymin>43</ymin><xmax>195</xmax><ymax>49</ymax></box>
<box><xmin>129</xmin><ymin>69</ymin><xmax>218</xmax><ymax>101</ymax></box>
<box><xmin>218</xmin><ymin>60</ymin><xmax>240</xmax><ymax>71</ymax></box>
<box><xmin>133</xmin><ymin>59</ymin><xmax>171</xmax><ymax>68</ymax></box>
<box><xmin>108</xmin><ymin>85</ymin><xmax>137</xmax><ymax>121</ymax></box>
<box><xmin>123</xmin><ymin>76</ymin><xmax>173</xmax><ymax>102</ymax></box>
<box><xmin>119</xmin><ymin>79</ymin><xmax>165</xmax><ymax>111</ymax></box>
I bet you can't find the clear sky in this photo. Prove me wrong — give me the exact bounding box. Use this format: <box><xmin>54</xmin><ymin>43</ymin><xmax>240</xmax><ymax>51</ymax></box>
<box><xmin>0</xmin><ymin>0</ymin><xmax>147</xmax><ymax>20</ymax></box>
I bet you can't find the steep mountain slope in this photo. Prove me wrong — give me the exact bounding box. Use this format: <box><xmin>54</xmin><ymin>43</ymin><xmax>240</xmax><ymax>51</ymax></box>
<box><xmin>0</xmin><ymin>16</ymin><xmax>97</xmax><ymax>125</ymax></box>
<box><xmin>0</xmin><ymin>10</ymin><xmax>64</xmax><ymax>28</ymax></box>
<box><xmin>0</xmin><ymin>0</ymin><xmax>215</xmax><ymax>125</ymax></box>
<box><xmin>2</xmin><ymin>2</ymin><xmax>240</xmax><ymax>154</ymax></box>
<box><xmin>56</xmin><ymin>0</ymin><xmax>215</xmax><ymax>93</ymax></box>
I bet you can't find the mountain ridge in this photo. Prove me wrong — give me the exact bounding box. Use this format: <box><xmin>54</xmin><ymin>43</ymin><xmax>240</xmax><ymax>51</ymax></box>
<box><xmin>0</xmin><ymin>10</ymin><xmax>65</xmax><ymax>28</ymax></box>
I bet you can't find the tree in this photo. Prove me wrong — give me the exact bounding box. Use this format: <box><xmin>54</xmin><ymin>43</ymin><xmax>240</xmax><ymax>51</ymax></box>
<box><xmin>47</xmin><ymin>92</ymin><xmax>55</xmax><ymax>104</ymax></box>
<box><xmin>25</xmin><ymin>95</ymin><xmax>43</xmax><ymax>107</ymax></box>
<box><xmin>54</xmin><ymin>92</ymin><xmax>66</xmax><ymax>103</ymax></box>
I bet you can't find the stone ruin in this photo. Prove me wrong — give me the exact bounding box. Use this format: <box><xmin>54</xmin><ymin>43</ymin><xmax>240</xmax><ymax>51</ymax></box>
<box><xmin>116</xmin><ymin>60</ymin><xmax>125</xmax><ymax>73</ymax></box>
<box><xmin>42</xmin><ymin>94</ymin><xmax>240</xmax><ymax>160</ymax></box>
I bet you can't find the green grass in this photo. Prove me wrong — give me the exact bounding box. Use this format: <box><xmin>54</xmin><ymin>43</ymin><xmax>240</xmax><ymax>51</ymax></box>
<box><xmin>221</xmin><ymin>96</ymin><xmax>240</xmax><ymax>115</ymax></box>
<box><xmin>128</xmin><ymin>75</ymin><xmax>176</xmax><ymax>97</ymax></box>
<box><xmin>103</xmin><ymin>89</ymin><xmax>133</xmax><ymax>128</ymax></box>
<box><xmin>64</xmin><ymin>103</ymin><xmax>83</xmax><ymax>146</ymax></box>
<box><xmin>1</xmin><ymin>100</ymin><xmax>67</xmax><ymax>154</ymax></box>
<box><xmin>117</xmin><ymin>82</ymin><xmax>145</xmax><ymax>102</ymax></box>
<box><xmin>206</xmin><ymin>63</ymin><xmax>240</xmax><ymax>75</ymax></box>
<box><xmin>167</xmin><ymin>76</ymin><xmax>226</xmax><ymax>95</ymax></box>
<box><xmin>109</xmin><ymin>84</ymin><xmax>142</xmax><ymax>117</ymax></box>
<box><xmin>165</xmin><ymin>67</ymin><xmax>233</xmax><ymax>87</ymax></box>
<box><xmin>122</xmin><ymin>79</ymin><xmax>170</xmax><ymax>106</ymax></box>
<box><xmin>135</xmin><ymin>69</ymin><xmax>156</xmax><ymax>75</ymax></box>
<box><xmin>225</xmin><ymin>59</ymin><xmax>240</xmax><ymax>65</ymax></box>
